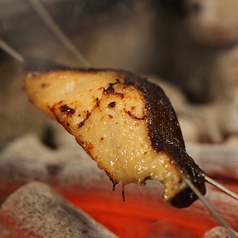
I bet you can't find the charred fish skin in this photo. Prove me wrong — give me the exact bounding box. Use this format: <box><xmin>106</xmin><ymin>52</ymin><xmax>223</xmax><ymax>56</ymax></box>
<box><xmin>24</xmin><ymin>68</ymin><xmax>206</xmax><ymax>209</ymax></box>
<box><xmin>121</xmin><ymin>72</ymin><xmax>206</xmax><ymax>208</ymax></box>
<box><xmin>167</xmin><ymin>149</ymin><xmax>206</xmax><ymax>208</ymax></box>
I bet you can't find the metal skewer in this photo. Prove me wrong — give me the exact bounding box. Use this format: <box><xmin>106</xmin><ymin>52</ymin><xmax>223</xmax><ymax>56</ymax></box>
<box><xmin>1</xmin><ymin>6</ymin><xmax>238</xmax><ymax>234</ymax></box>
<box><xmin>184</xmin><ymin>178</ymin><xmax>238</xmax><ymax>238</ymax></box>
<box><xmin>0</xmin><ymin>37</ymin><xmax>25</xmax><ymax>64</ymax></box>
<box><xmin>28</xmin><ymin>0</ymin><xmax>91</xmax><ymax>68</ymax></box>
<box><xmin>0</xmin><ymin>38</ymin><xmax>70</xmax><ymax>71</ymax></box>
<box><xmin>205</xmin><ymin>175</ymin><xmax>238</xmax><ymax>201</ymax></box>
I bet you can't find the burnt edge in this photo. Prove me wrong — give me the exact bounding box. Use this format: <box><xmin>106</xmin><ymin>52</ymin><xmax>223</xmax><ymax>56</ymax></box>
<box><xmin>120</xmin><ymin>71</ymin><xmax>206</xmax><ymax>208</ymax></box>
<box><xmin>60</xmin><ymin>104</ymin><xmax>76</xmax><ymax>115</ymax></box>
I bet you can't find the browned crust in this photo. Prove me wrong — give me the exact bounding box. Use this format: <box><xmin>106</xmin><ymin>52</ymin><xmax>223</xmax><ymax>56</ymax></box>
<box><xmin>27</xmin><ymin>66</ymin><xmax>206</xmax><ymax>208</ymax></box>
<box><xmin>120</xmin><ymin>71</ymin><xmax>206</xmax><ymax>208</ymax></box>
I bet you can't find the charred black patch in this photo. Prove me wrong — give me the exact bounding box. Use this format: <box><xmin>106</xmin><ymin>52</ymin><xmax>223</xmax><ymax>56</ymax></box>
<box><xmin>103</xmin><ymin>83</ymin><xmax>124</xmax><ymax>98</ymax></box>
<box><xmin>124</xmin><ymin>109</ymin><xmax>147</xmax><ymax>120</ymax></box>
<box><xmin>112</xmin><ymin>182</ymin><xmax>118</xmax><ymax>192</ymax></box>
<box><xmin>104</xmin><ymin>79</ymin><xmax>121</xmax><ymax>95</ymax></box>
<box><xmin>95</xmin><ymin>97</ymin><xmax>100</xmax><ymax>107</ymax></box>
<box><xmin>104</xmin><ymin>82</ymin><xmax>116</xmax><ymax>93</ymax></box>
<box><xmin>60</xmin><ymin>104</ymin><xmax>75</xmax><ymax>115</ymax></box>
<box><xmin>108</xmin><ymin>101</ymin><xmax>116</xmax><ymax>107</ymax></box>
<box><xmin>78</xmin><ymin>110</ymin><xmax>91</xmax><ymax>128</ymax></box>
<box><xmin>79</xmin><ymin>121</ymin><xmax>85</xmax><ymax>127</ymax></box>
<box><xmin>86</xmin><ymin>110</ymin><xmax>91</xmax><ymax>119</ymax></box>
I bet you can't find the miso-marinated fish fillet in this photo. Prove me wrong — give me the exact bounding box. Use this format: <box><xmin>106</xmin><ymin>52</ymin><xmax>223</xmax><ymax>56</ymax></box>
<box><xmin>24</xmin><ymin>68</ymin><xmax>206</xmax><ymax>208</ymax></box>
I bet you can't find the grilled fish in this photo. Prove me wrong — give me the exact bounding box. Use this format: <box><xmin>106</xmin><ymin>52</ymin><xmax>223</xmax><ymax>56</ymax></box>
<box><xmin>24</xmin><ymin>68</ymin><xmax>206</xmax><ymax>208</ymax></box>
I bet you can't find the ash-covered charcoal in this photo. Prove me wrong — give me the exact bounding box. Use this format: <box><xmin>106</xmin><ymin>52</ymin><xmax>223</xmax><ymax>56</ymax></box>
<box><xmin>0</xmin><ymin>133</ymin><xmax>109</xmax><ymax>200</ymax></box>
<box><xmin>203</xmin><ymin>226</ymin><xmax>238</xmax><ymax>238</ymax></box>
<box><xmin>0</xmin><ymin>181</ymin><xmax>118</xmax><ymax>238</ymax></box>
